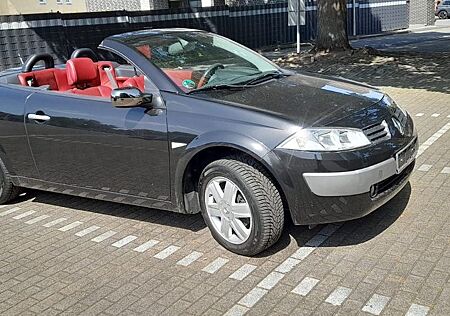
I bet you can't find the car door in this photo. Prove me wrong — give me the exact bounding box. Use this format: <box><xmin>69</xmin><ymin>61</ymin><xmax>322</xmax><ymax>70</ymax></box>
<box><xmin>24</xmin><ymin>87</ymin><xmax>170</xmax><ymax>201</ymax></box>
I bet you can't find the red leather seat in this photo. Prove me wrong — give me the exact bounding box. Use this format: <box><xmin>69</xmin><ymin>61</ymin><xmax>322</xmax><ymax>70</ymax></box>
<box><xmin>18</xmin><ymin>68</ymin><xmax>72</xmax><ymax>91</ymax></box>
<box><xmin>71</xmin><ymin>86</ymin><xmax>112</xmax><ymax>98</ymax></box>
<box><xmin>122</xmin><ymin>76</ymin><xmax>145</xmax><ymax>92</ymax></box>
<box><xmin>66</xmin><ymin>58</ymin><xmax>111</xmax><ymax>98</ymax></box>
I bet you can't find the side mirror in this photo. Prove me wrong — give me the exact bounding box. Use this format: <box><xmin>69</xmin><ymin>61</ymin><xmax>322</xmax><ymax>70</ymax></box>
<box><xmin>111</xmin><ymin>87</ymin><xmax>152</xmax><ymax>108</ymax></box>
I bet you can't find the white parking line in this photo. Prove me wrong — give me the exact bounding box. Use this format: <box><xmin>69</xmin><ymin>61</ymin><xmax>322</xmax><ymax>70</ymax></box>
<box><xmin>415</xmin><ymin>113</ymin><xmax>424</xmax><ymax>117</ymax></box>
<box><xmin>25</xmin><ymin>215</ymin><xmax>50</xmax><ymax>225</ymax></box>
<box><xmin>58</xmin><ymin>221</ymin><xmax>83</xmax><ymax>232</ymax></box>
<box><xmin>229</xmin><ymin>264</ymin><xmax>257</xmax><ymax>281</ymax></box>
<box><xmin>417</xmin><ymin>164</ymin><xmax>432</xmax><ymax>172</ymax></box>
<box><xmin>75</xmin><ymin>225</ymin><xmax>100</xmax><ymax>237</ymax></box>
<box><xmin>417</xmin><ymin>122</ymin><xmax>450</xmax><ymax>157</ymax></box>
<box><xmin>238</xmin><ymin>288</ymin><xmax>268</xmax><ymax>308</ymax></box>
<box><xmin>325</xmin><ymin>286</ymin><xmax>352</xmax><ymax>306</ymax></box>
<box><xmin>223</xmin><ymin>305</ymin><xmax>249</xmax><ymax>316</ymax></box>
<box><xmin>12</xmin><ymin>210</ymin><xmax>36</xmax><ymax>220</ymax></box>
<box><xmin>441</xmin><ymin>167</ymin><xmax>450</xmax><ymax>174</ymax></box>
<box><xmin>112</xmin><ymin>235</ymin><xmax>138</xmax><ymax>248</ymax></box>
<box><xmin>291</xmin><ymin>277</ymin><xmax>320</xmax><ymax>296</ymax></box>
<box><xmin>275</xmin><ymin>257</ymin><xmax>301</xmax><ymax>274</ymax></box>
<box><xmin>257</xmin><ymin>271</ymin><xmax>284</xmax><ymax>290</ymax></box>
<box><xmin>406</xmin><ymin>303</ymin><xmax>430</xmax><ymax>316</ymax></box>
<box><xmin>202</xmin><ymin>257</ymin><xmax>229</xmax><ymax>274</ymax></box>
<box><xmin>226</xmin><ymin>224</ymin><xmax>341</xmax><ymax>315</ymax></box>
<box><xmin>133</xmin><ymin>239</ymin><xmax>160</xmax><ymax>253</ymax></box>
<box><xmin>154</xmin><ymin>245</ymin><xmax>180</xmax><ymax>259</ymax></box>
<box><xmin>91</xmin><ymin>230</ymin><xmax>117</xmax><ymax>243</ymax></box>
<box><xmin>43</xmin><ymin>218</ymin><xmax>67</xmax><ymax>227</ymax></box>
<box><xmin>431</xmin><ymin>113</ymin><xmax>440</xmax><ymax>117</ymax></box>
<box><xmin>176</xmin><ymin>251</ymin><xmax>203</xmax><ymax>266</ymax></box>
<box><xmin>362</xmin><ymin>294</ymin><xmax>390</xmax><ymax>315</ymax></box>
<box><xmin>0</xmin><ymin>207</ymin><xmax>21</xmax><ymax>216</ymax></box>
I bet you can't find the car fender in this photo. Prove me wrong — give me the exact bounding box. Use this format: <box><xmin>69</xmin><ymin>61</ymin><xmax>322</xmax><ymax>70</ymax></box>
<box><xmin>174</xmin><ymin>130</ymin><xmax>293</xmax><ymax>214</ymax></box>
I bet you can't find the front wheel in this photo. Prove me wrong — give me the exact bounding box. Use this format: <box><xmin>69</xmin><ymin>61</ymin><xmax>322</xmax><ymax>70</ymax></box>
<box><xmin>198</xmin><ymin>155</ymin><xmax>284</xmax><ymax>256</ymax></box>
<box><xmin>438</xmin><ymin>11</ymin><xmax>448</xmax><ymax>19</ymax></box>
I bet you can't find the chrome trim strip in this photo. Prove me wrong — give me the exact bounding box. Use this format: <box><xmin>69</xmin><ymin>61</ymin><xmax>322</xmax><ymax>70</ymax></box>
<box><xmin>303</xmin><ymin>158</ymin><xmax>398</xmax><ymax>197</ymax></box>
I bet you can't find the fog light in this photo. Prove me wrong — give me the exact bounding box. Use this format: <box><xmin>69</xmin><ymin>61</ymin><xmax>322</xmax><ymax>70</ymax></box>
<box><xmin>370</xmin><ymin>185</ymin><xmax>378</xmax><ymax>198</ymax></box>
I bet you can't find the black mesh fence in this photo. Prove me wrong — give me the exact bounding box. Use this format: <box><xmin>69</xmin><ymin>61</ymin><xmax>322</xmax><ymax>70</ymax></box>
<box><xmin>0</xmin><ymin>1</ymin><xmax>409</xmax><ymax>71</ymax></box>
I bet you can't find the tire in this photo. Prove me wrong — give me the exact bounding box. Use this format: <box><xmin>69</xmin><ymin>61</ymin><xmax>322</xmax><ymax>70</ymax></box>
<box><xmin>198</xmin><ymin>155</ymin><xmax>284</xmax><ymax>256</ymax></box>
<box><xmin>0</xmin><ymin>158</ymin><xmax>21</xmax><ymax>204</ymax></box>
<box><xmin>438</xmin><ymin>11</ymin><xmax>448</xmax><ymax>19</ymax></box>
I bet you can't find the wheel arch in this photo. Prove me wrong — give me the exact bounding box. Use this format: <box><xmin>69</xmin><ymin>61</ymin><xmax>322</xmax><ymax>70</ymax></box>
<box><xmin>174</xmin><ymin>133</ymin><xmax>290</xmax><ymax>218</ymax></box>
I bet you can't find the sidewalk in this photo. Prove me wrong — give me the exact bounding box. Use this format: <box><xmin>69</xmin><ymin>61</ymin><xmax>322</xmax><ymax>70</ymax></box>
<box><xmin>262</xmin><ymin>19</ymin><xmax>450</xmax><ymax>59</ymax></box>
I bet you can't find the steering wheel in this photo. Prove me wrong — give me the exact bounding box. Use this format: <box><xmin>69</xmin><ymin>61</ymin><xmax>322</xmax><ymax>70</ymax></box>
<box><xmin>70</xmin><ymin>48</ymin><xmax>99</xmax><ymax>62</ymax></box>
<box><xmin>197</xmin><ymin>63</ymin><xmax>225</xmax><ymax>88</ymax></box>
<box><xmin>22</xmin><ymin>53</ymin><xmax>55</xmax><ymax>73</ymax></box>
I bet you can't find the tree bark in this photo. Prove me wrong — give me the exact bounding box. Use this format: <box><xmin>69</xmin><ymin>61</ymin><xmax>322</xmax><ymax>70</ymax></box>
<box><xmin>315</xmin><ymin>0</ymin><xmax>352</xmax><ymax>52</ymax></box>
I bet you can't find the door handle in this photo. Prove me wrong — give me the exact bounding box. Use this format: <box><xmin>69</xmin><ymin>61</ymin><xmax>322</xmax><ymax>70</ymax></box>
<box><xmin>28</xmin><ymin>113</ymin><xmax>51</xmax><ymax>121</ymax></box>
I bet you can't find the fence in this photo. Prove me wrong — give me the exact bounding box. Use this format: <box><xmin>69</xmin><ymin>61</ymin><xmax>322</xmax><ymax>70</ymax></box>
<box><xmin>0</xmin><ymin>0</ymin><xmax>409</xmax><ymax>71</ymax></box>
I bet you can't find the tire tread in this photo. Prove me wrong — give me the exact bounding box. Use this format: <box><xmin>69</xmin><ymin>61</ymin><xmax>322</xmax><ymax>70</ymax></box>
<box><xmin>204</xmin><ymin>155</ymin><xmax>284</xmax><ymax>255</ymax></box>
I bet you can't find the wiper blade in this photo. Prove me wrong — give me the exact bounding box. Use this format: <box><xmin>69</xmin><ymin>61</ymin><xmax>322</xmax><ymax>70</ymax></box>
<box><xmin>187</xmin><ymin>84</ymin><xmax>246</xmax><ymax>94</ymax></box>
<box><xmin>242</xmin><ymin>71</ymin><xmax>287</xmax><ymax>86</ymax></box>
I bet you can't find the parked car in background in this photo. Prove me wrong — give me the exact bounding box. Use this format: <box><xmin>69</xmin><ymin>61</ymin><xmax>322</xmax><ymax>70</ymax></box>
<box><xmin>0</xmin><ymin>29</ymin><xmax>417</xmax><ymax>256</ymax></box>
<box><xmin>436</xmin><ymin>0</ymin><xmax>450</xmax><ymax>18</ymax></box>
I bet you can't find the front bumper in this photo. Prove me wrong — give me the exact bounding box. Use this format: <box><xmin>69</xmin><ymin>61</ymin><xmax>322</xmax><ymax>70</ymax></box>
<box><xmin>269</xmin><ymin>134</ymin><xmax>417</xmax><ymax>226</ymax></box>
<box><xmin>303</xmin><ymin>137</ymin><xmax>417</xmax><ymax>197</ymax></box>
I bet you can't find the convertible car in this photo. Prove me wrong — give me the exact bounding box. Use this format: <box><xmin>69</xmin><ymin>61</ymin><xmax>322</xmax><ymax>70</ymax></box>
<box><xmin>0</xmin><ymin>29</ymin><xmax>417</xmax><ymax>255</ymax></box>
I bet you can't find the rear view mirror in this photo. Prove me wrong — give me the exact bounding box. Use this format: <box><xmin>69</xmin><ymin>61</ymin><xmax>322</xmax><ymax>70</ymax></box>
<box><xmin>111</xmin><ymin>87</ymin><xmax>152</xmax><ymax>108</ymax></box>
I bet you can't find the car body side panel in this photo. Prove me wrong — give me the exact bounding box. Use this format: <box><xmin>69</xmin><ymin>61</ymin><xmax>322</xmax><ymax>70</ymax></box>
<box><xmin>0</xmin><ymin>85</ymin><xmax>38</xmax><ymax>179</ymax></box>
<box><xmin>24</xmin><ymin>90</ymin><xmax>171</xmax><ymax>201</ymax></box>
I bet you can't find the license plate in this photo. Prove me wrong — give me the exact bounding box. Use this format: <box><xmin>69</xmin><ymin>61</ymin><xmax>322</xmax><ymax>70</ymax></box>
<box><xmin>396</xmin><ymin>139</ymin><xmax>417</xmax><ymax>173</ymax></box>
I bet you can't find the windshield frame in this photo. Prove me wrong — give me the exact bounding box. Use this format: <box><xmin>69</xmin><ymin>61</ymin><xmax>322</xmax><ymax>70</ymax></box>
<box><xmin>107</xmin><ymin>29</ymin><xmax>283</xmax><ymax>94</ymax></box>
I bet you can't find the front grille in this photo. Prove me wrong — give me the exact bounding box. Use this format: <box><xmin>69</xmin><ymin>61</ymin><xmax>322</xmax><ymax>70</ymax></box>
<box><xmin>362</xmin><ymin>120</ymin><xmax>391</xmax><ymax>144</ymax></box>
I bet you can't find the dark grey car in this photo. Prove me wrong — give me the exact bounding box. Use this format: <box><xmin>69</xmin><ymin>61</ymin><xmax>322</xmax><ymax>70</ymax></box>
<box><xmin>436</xmin><ymin>0</ymin><xmax>450</xmax><ymax>19</ymax></box>
<box><xmin>0</xmin><ymin>29</ymin><xmax>417</xmax><ymax>256</ymax></box>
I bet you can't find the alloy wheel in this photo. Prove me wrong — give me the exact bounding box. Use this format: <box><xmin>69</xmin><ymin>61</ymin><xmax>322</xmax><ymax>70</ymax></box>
<box><xmin>204</xmin><ymin>176</ymin><xmax>252</xmax><ymax>244</ymax></box>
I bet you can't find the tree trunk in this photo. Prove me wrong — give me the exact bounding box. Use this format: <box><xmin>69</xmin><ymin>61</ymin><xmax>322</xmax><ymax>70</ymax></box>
<box><xmin>315</xmin><ymin>0</ymin><xmax>352</xmax><ymax>52</ymax></box>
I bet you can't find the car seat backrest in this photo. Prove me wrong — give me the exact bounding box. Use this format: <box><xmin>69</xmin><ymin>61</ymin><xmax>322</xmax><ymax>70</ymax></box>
<box><xmin>66</xmin><ymin>57</ymin><xmax>99</xmax><ymax>88</ymax></box>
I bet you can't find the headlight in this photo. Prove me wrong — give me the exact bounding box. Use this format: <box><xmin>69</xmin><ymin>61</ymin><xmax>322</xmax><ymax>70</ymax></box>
<box><xmin>384</xmin><ymin>95</ymin><xmax>407</xmax><ymax>117</ymax></box>
<box><xmin>277</xmin><ymin>128</ymin><xmax>371</xmax><ymax>151</ymax></box>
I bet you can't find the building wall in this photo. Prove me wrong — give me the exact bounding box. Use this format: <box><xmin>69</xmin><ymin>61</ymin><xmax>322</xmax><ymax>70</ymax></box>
<box><xmin>0</xmin><ymin>0</ymin><xmax>87</xmax><ymax>15</ymax></box>
<box><xmin>85</xmin><ymin>0</ymin><xmax>142</xmax><ymax>12</ymax></box>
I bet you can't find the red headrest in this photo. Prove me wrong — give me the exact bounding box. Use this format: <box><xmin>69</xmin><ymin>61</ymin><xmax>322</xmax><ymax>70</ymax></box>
<box><xmin>66</xmin><ymin>58</ymin><xmax>98</xmax><ymax>86</ymax></box>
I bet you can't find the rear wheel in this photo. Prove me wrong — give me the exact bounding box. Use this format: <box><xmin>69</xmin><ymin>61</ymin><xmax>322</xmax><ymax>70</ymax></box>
<box><xmin>0</xmin><ymin>159</ymin><xmax>21</xmax><ymax>204</ymax></box>
<box><xmin>438</xmin><ymin>11</ymin><xmax>448</xmax><ymax>19</ymax></box>
<box><xmin>198</xmin><ymin>155</ymin><xmax>284</xmax><ymax>256</ymax></box>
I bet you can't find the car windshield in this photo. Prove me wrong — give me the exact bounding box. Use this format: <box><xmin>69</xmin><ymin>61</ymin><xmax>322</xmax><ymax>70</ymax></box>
<box><xmin>116</xmin><ymin>30</ymin><xmax>281</xmax><ymax>92</ymax></box>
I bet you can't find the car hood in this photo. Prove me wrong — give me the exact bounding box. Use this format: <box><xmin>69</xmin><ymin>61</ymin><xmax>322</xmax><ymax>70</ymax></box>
<box><xmin>194</xmin><ymin>72</ymin><xmax>385</xmax><ymax>127</ymax></box>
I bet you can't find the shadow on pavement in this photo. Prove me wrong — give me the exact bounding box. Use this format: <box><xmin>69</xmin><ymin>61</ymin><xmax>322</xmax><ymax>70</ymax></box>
<box><xmin>250</xmin><ymin>182</ymin><xmax>411</xmax><ymax>258</ymax></box>
<box><xmin>13</xmin><ymin>190</ymin><xmax>206</xmax><ymax>232</ymax></box>
<box><xmin>273</xmin><ymin>37</ymin><xmax>450</xmax><ymax>94</ymax></box>
<box><xmin>10</xmin><ymin>182</ymin><xmax>411</xmax><ymax>256</ymax></box>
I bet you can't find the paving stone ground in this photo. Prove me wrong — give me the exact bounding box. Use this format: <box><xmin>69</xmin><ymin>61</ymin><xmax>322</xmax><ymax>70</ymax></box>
<box><xmin>1</xmin><ymin>51</ymin><xmax>450</xmax><ymax>315</ymax></box>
